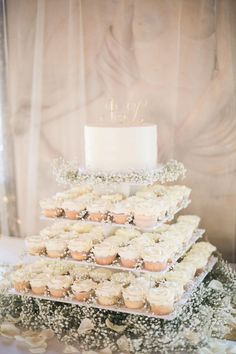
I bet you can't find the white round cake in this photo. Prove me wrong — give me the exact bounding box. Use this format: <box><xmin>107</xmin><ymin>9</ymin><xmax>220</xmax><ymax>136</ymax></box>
<box><xmin>84</xmin><ymin>124</ymin><xmax>158</xmax><ymax>171</ymax></box>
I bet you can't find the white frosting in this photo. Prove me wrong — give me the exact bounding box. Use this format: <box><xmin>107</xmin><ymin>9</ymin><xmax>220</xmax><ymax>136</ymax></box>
<box><xmin>45</xmin><ymin>239</ymin><xmax>67</xmax><ymax>252</ymax></box>
<box><xmin>95</xmin><ymin>281</ymin><xmax>122</xmax><ymax>297</ymax></box>
<box><xmin>25</xmin><ymin>236</ymin><xmax>45</xmax><ymax>249</ymax></box>
<box><xmin>72</xmin><ymin>279</ymin><xmax>97</xmax><ymax>293</ymax></box>
<box><xmin>48</xmin><ymin>275</ymin><xmax>73</xmax><ymax>289</ymax></box>
<box><xmin>110</xmin><ymin>272</ymin><xmax>135</xmax><ymax>285</ymax></box>
<box><xmin>89</xmin><ymin>268</ymin><xmax>112</xmax><ymax>282</ymax></box>
<box><xmin>93</xmin><ymin>244</ymin><xmax>118</xmax><ymax>257</ymax></box>
<box><xmin>118</xmin><ymin>246</ymin><xmax>140</xmax><ymax>260</ymax></box>
<box><xmin>84</xmin><ymin>125</ymin><xmax>157</xmax><ymax>171</ymax></box>
<box><xmin>30</xmin><ymin>274</ymin><xmax>49</xmax><ymax>288</ymax></box>
<box><xmin>68</xmin><ymin>239</ymin><xmax>93</xmax><ymax>252</ymax></box>
<box><xmin>147</xmin><ymin>287</ymin><xmax>175</xmax><ymax>306</ymax></box>
<box><xmin>122</xmin><ymin>285</ymin><xmax>144</xmax><ymax>301</ymax></box>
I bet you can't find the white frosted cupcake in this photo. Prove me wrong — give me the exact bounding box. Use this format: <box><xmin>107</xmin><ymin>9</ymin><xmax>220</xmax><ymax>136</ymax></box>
<box><xmin>135</xmin><ymin>189</ymin><xmax>157</xmax><ymax>199</ymax></box>
<box><xmin>48</xmin><ymin>275</ymin><xmax>73</xmax><ymax>298</ymax></box>
<box><xmin>71</xmin><ymin>223</ymin><xmax>94</xmax><ymax>234</ymax></box>
<box><xmin>85</xmin><ymin>232</ymin><xmax>104</xmax><ymax>245</ymax></box>
<box><xmin>131</xmin><ymin>276</ymin><xmax>154</xmax><ymax>296</ymax></box>
<box><xmin>177</xmin><ymin>215</ymin><xmax>200</xmax><ymax>228</ymax></box>
<box><xmin>70</xmin><ymin>266</ymin><xmax>89</xmax><ymax>279</ymax></box>
<box><xmin>30</xmin><ymin>274</ymin><xmax>49</xmax><ymax>295</ymax></box>
<box><xmin>141</xmin><ymin>246</ymin><xmax>169</xmax><ymax>272</ymax></box>
<box><xmin>100</xmin><ymin>193</ymin><xmax>124</xmax><ymax>203</ymax></box>
<box><xmin>122</xmin><ymin>284</ymin><xmax>145</xmax><ymax>309</ymax></box>
<box><xmin>40</xmin><ymin>198</ymin><xmax>64</xmax><ymax>218</ymax></box>
<box><xmin>133</xmin><ymin>201</ymin><xmax>167</xmax><ymax>228</ymax></box>
<box><xmin>147</xmin><ymin>287</ymin><xmax>175</xmax><ymax>315</ymax></box>
<box><xmin>45</xmin><ymin>239</ymin><xmax>68</xmax><ymax>258</ymax></box>
<box><xmin>72</xmin><ymin>279</ymin><xmax>97</xmax><ymax>301</ymax></box>
<box><xmin>89</xmin><ymin>268</ymin><xmax>112</xmax><ymax>282</ymax></box>
<box><xmin>130</xmin><ymin>236</ymin><xmax>155</xmax><ymax>252</ymax></box>
<box><xmin>50</xmin><ymin>220</ymin><xmax>73</xmax><ymax>232</ymax></box>
<box><xmin>165</xmin><ymin>270</ymin><xmax>193</xmax><ymax>288</ymax></box>
<box><xmin>68</xmin><ymin>239</ymin><xmax>93</xmax><ymax>261</ymax></box>
<box><xmin>159</xmin><ymin>281</ymin><xmax>184</xmax><ymax>301</ymax></box>
<box><xmin>95</xmin><ymin>281</ymin><xmax>122</xmax><ymax>306</ymax></box>
<box><xmin>110</xmin><ymin>272</ymin><xmax>135</xmax><ymax>286</ymax></box>
<box><xmin>102</xmin><ymin>235</ymin><xmax>125</xmax><ymax>247</ymax></box>
<box><xmin>62</xmin><ymin>199</ymin><xmax>87</xmax><ymax>220</ymax></box>
<box><xmin>11</xmin><ymin>269</ymin><xmax>30</xmax><ymax>292</ymax></box>
<box><xmin>118</xmin><ymin>246</ymin><xmax>140</xmax><ymax>268</ymax></box>
<box><xmin>93</xmin><ymin>244</ymin><xmax>118</xmax><ymax>265</ymax></box>
<box><xmin>25</xmin><ymin>236</ymin><xmax>46</xmax><ymax>255</ymax></box>
<box><xmin>110</xmin><ymin>200</ymin><xmax>132</xmax><ymax>225</ymax></box>
<box><xmin>87</xmin><ymin>200</ymin><xmax>110</xmax><ymax>222</ymax></box>
<box><xmin>115</xmin><ymin>228</ymin><xmax>140</xmax><ymax>239</ymax></box>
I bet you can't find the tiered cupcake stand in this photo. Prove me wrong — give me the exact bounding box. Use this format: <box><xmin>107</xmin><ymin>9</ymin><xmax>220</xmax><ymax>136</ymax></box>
<box><xmin>10</xmin><ymin>161</ymin><xmax>217</xmax><ymax>321</ymax></box>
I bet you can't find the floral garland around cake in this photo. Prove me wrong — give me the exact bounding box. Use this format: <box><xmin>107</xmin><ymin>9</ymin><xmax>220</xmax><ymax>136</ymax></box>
<box><xmin>52</xmin><ymin>158</ymin><xmax>186</xmax><ymax>186</ymax></box>
<box><xmin>0</xmin><ymin>258</ymin><xmax>235</xmax><ymax>354</ymax></box>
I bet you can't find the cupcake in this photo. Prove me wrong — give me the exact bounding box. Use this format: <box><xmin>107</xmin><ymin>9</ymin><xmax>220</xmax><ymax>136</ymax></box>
<box><xmin>115</xmin><ymin>228</ymin><xmax>140</xmax><ymax>239</ymax></box>
<box><xmin>30</xmin><ymin>274</ymin><xmax>49</xmax><ymax>295</ymax></box>
<box><xmin>118</xmin><ymin>246</ymin><xmax>140</xmax><ymax>268</ymax></box>
<box><xmin>71</xmin><ymin>223</ymin><xmax>94</xmax><ymax>234</ymax></box>
<box><xmin>45</xmin><ymin>239</ymin><xmax>68</xmax><ymax>258</ymax></box>
<box><xmin>110</xmin><ymin>272</ymin><xmax>135</xmax><ymax>286</ymax></box>
<box><xmin>85</xmin><ymin>232</ymin><xmax>104</xmax><ymax>245</ymax></box>
<box><xmin>147</xmin><ymin>287</ymin><xmax>175</xmax><ymax>315</ymax></box>
<box><xmin>40</xmin><ymin>198</ymin><xmax>64</xmax><ymax>218</ymax></box>
<box><xmin>150</xmin><ymin>184</ymin><xmax>167</xmax><ymax>196</ymax></box>
<box><xmin>39</xmin><ymin>227</ymin><xmax>58</xmax><ymax>239</ymax></box>
<box><xmin>11</xmin><ymin>269</ymin><xmax>30</xmax><ymax>292</ymax></box>
<box><xmin>70</xmin><ymin>266</ymin><xmax>89</xmax><ymax>279</ymax></box>
<box><xmin>133</xmin><ymin>201</ymin><xmax>166</xmax><ymax>228</ymax></box>
<box><xmin>131</xmin><ymin>276</ymin><xmax>154</xmax><ymax>296</ymax></box>
<box><xmin>48</xmin><ymin>275</ymin><xmax>73</xmax><ymax>298</ymax></box>
<box><xmin>100</xmin><ymin>193</ymin><xmax>124</xmax><ymax>203</ymax></box>
<box><xmin>93</xmin><ymin>244</ymin><xmax>118</xmax><ymax>265</ymax></box>
<box><xmin>95</xmin><ymin>281</ymin><xmax>122</xmax><ymax>306</ymax></box>
<box><xmin>160</xmin><ymin>281</ymin><xmax>184</xmax><ymax>301</ymax></box>
<box><xmin>102</xmin><ymin>235</ymin><xmax>125</xmax><ymax>247</ymax></box>
<box><xmin>130</xmin><ymin>236</ymin><xmax>155</xmax><ymax>252</ymax></box>
<box><xmin>177</xmin><ymin>215</ymin><xmax>200</xmax><ymax>228</ymax></box>
<box><xmin>89</xmin><ymin>268</ymin><xmax>112</xmax><ymax>282</ymax></box>
<box><xmin>110</xmin><ymin>201</ymin><xmax>132</xmax><ymax>225</ymax></box>
<box><xmin>141</xmin><ymin>246</ymin><xmax>169</xmax><ymax>272</ymax></box>
<box><xmin>62</xmin><ymin>199</ymin><xmax>87</xmax><ymax>220</ymax></box>
<box><xmin>68</xmin><ymin>239</ymin><xmax>93</xmax><ymax>261</ymax></box>
<box><xmin>72</xmin><ymin>279</ymin><xmax>97</xmax><ymax>301</ymax></box>
<box><xmin>165</xmin><ymin>270</ymin><xmax>193</xmax><ymax>288</ymax></box>
<box><xmin>87</xmin><ymin>200</ymin><xmax>110</xmax><ymax>222</ymax></box>
<box><xmin>122</xmin><ymin>284</ymin><xmax>145</xmax><ymax>309</ymax></box>
<box><xmin>25</xmin><ymin>236</ymin><xmax>46</xmax><ymax>255</ymax></box>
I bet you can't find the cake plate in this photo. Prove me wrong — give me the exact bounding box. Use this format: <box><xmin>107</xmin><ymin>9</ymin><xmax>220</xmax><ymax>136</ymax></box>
<box><xmin>9</xmin><ymin>256</ymin><xmax>217</xmax><ymax>321</ymax></box>
<box><xmin>27</xmin><ymin>229</ymin><xmax>205</xmax><ymax>275</ymax></box>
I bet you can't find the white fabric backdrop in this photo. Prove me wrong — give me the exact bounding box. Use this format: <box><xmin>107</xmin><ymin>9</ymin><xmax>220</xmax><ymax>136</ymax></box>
<box><xmin>4</xmin><ymin>0</ymin><xmax>236</xmax><ymax>261</ymax></box>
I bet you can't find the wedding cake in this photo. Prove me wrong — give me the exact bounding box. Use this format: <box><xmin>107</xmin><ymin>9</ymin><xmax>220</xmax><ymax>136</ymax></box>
<box><xmin>84</xmin><ymin>124</ymin><xmax>158</xmax><ymax>171</ymax></box>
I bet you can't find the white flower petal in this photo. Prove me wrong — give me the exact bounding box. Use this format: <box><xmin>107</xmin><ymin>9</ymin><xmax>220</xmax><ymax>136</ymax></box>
<box><xmin>117</xmin><ymin>335</ymin><xmax>133</xmax><ymax>352</ymax></box>
<box><xmin>0</xmin><ymin>322</ymin><xmax>20</xmax><ymax>337</ymax></box>
<box><xmin>39</xmin><ymin>329</ymin><xmax>55</xmax><ymax>340</ymax></box>
<box><xmin>63</xmin><ymin>344</ymin><xmax>80</xmax><ymax>353</ymax></box>
<box><xmin>105</xmin><ymin>319</ymin><xmax>127</xmax><ymax>333</ymax></box>
<box><xmin>99</xmin><ymin>347</ymin><xmax>112</xmax><ymax>354</ymax></box>
<box><xmin>78</xmin><ymin>318</ymin><xmax>94</xmax><ymax>334</ymax></box>
<box><xmin>29</xmin><ymin>348</ymin><xmax>46</xmax><ymax>354</ymax></box>
<box><xmin>208</xmin><ymin>280</ymin><xmax>224</xmax><ymax>291</ymax></box>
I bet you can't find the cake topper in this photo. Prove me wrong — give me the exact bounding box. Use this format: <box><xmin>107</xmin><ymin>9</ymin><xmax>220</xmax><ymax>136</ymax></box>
<box><xmin>100</xmin><ymin>98</ymin><xmax>147</xmax><ymax>125</ymax></box>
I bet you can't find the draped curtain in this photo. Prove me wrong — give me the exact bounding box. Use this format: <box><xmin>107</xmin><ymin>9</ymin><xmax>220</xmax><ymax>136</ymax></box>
<box><xmin>3</xmin><ymin>0</ymin><xmax>236</xmax><ymax>261</ymax></box>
